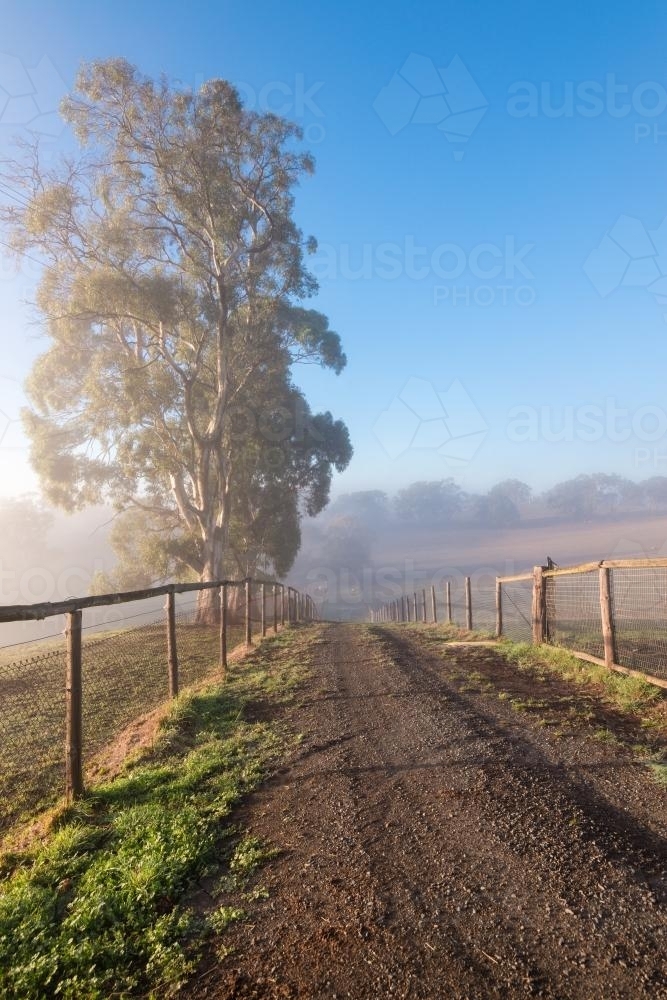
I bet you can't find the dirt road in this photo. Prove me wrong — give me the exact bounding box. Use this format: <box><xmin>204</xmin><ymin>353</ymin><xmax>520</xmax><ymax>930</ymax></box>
<box><xmin>193</xmin><ymin>623</ymin><xmax>667</xmax><ymax>999</ymax></box>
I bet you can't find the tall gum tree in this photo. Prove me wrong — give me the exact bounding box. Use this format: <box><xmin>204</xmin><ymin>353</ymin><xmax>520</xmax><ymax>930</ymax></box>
<box><xmin>1</xmin><ymin>60</ymin><xmax>351</xmax><ymax>618</ymax></box>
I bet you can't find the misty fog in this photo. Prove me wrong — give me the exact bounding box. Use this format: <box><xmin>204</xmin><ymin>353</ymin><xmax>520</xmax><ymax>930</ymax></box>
<box><xmin>4</xmin><ymin>471</ymin><xmax>667</xmax><ymax>638</ymax></box>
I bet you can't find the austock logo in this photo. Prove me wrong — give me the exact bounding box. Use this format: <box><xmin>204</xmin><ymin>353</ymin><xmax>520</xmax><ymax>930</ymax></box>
<box><xmin>373</xmin><ymin>376</ymin><xmax>487</xmax><ymax>468</ymax></box>
<box><xmin>0</xmin><ymin>52</ymin><xmax>67</xmax><ymax>136</ymax></box>
<box><xmin>373</xmin><ymin>52</ymin><xmax>488</xmax><ymax>160</ymax></box>
<box><xmin>584</xmin><ymin>214</ymin><xmax>667</xmax><ymax>318</ymax></box>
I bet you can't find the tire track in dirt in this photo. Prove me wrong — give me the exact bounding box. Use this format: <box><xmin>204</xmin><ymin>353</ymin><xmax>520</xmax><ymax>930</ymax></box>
<box><xmin>190</xmin><ymin>623</ymin><xmax>667</xmax><ymax>999</ymax></box>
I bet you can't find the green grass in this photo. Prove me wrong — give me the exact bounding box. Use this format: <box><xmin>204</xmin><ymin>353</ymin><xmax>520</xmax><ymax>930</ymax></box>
<box><xmin>592</xmin><ymin>726</ymin><xmax>619</xmax><ymax>744</ymax></box>
<box><xmin>649</xmin><ymin>763</ymin><xmax>667</xmax><ymax>787</ymax></box>
<box><xmin>396</xmin><ymin>621</ymin><xmax>495</xmax><ymax>645</ymax></box>
<box><xmin>500</xmin><ymin>641</ymin><xmax>663</xmax><ymax>716</ymax></box>
<box><xmin>509</xmin><ymin>696</ymin><xmax>549</xmax><ymax>713</ymax></box>
<box><xmin>0</xmin><ymin>627</ymin><xmax>313</xmax><ymax>999</ymax></box>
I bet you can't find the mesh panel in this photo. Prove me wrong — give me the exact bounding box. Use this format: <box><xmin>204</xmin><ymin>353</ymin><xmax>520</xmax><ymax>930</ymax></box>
<box><xmin>472</xmin><ymin>588</ymin><xmax>496</xmax><ymax>632</ymax></box>
<box><xmin>545</xmin><ymin>571</ymin><xmax>603</xmax><ymax>658</ymax></box>
<box><xmin>174</xmin><ymin>592</ymin><xmax>220</xmax><ymax>689</ymax></box>
<box><xmin>81</xmin><ymin>602</ymin><xmax>170</xmax><ymax>766</ymax></box>
<box><xmin>611</xmin><ymin>567</ymin><xmax>667</xmax><ymax>679</ymax></box>
<box><xmin>448</xmin><ymin>579</ymin><xmax>466</xmax><ymax>628</ymax></box>
<box><xmin>0</xmin><ymin>638</ymin><xmax>67</xmax><ymax>833</ymax></box>
<box><xmin>175</xmin><ymin>588</ymin><xmax>247</xmax><ymax>688</ymax></box>
<box><xmin>500</xmin><ymin>580</ymin><xmax>532</xmax><ymax>643</ymax></box>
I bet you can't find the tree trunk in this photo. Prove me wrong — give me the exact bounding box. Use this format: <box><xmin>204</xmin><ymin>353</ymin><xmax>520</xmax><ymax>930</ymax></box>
<box><xmin>196</xmin><ymin>528</ymin><xmax>225</xmax><ymax>624</ymax></box>
<box><xmin>196</xmin><ymin>584</ymin><xmax>220</xmax><ymax>624</ymax></box>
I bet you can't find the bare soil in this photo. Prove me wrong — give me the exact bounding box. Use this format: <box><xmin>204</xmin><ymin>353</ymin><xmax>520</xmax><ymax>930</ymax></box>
<box><xmin>189</xmin><ymin>623</ymin><xmax>667</xmax><ymax>999</ymax></box>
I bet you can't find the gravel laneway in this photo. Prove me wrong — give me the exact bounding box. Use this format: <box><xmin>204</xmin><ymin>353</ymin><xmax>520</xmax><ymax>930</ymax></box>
<box><xmin>193</xmin><ymin>622</ymin><xmax>667</xmax><ymax>999</ymax></box>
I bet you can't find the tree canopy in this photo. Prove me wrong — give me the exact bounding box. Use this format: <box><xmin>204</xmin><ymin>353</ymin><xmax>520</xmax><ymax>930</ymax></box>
<box><xmin>1</xmin><ymin>60</ymin><xmax>352</xmax><ymax>600</ymax></box>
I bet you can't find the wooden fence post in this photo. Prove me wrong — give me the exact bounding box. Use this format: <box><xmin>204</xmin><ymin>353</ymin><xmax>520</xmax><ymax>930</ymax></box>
<box><xmin>219</xmin><ymin>583</ymin><xmax>227</xmax><ymax>676</ymax></box>
<box><xmin>421</xmin><ymin>588</ymin><xmax>427</xmax><ymax>623</ymax></box>
<box><xmin>465</xmin><ymin>576</ymin><xmax>473</xmax><ymax>631</ymax></box>
<box><xmin>167</xmin><ymin>589</ymin><xmax>178</xmax><ymax>698</ymax></box>
<box><xmin>273</xmin><ymin>584</ymin><xmax>278</xmax><ymax>633</ymax></box>
<box><xmin>531</xmin><ymin>566</ymin><xmax>546</xmax><ymax>644</ymax></box>
<box><xmin>495</xmin><ymin>578</ymin><xmax>503</xmax><ymax>638</ymax></box>
<box><xmin>65</xmin><ymin>609</ymin><xmax>84</xmax><ymax>802</ymax></box>
<box><xmin>261</xmin><ymin>583</ymin><xmax>266</xmax><ymax>638</ymax></box>
<box><xmin>599</xmin><ymin>566</ymin><xmax>617</xmax><ymax>669</ymax></box>
<box><xmin>413</xmin><ymin>592</ymin><xmax>417</xmax><ymax>620</ymax></box>
<box><xmin>445</xmin><ymin>581</ymin><xmax>452</xmax><ymax>623</ymax></box>
<box><xmin>281</xmin><ymin>585</ymin><xmax>286</xmax><ymax>626</ymax></box>
<box><xmin>245</xmin><ymin>578</ymin><xmax>252</xmax><ymax>646</ymax></box>
<box><xmin>431</xmin><ymin>585</ymin><xmax>437</xmax><ymax>623</ymax></box>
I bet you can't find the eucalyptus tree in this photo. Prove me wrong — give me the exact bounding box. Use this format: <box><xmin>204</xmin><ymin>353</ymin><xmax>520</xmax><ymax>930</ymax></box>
<box><xmin>1</xmin><ymin>59</ymin><xmax>351</xmax><ymax>617</ymax></box>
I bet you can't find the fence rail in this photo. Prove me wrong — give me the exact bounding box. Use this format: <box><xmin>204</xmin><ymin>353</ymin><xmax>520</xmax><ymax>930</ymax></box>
<box><xmin>0</xmin><ymin>577</ymin><xmax>315</xmax><ymax>831</ymax></box>
<box><xmin>370</xmin><ymin>558</ymin><xmax>667</xmax><ymax>691</ymax></box>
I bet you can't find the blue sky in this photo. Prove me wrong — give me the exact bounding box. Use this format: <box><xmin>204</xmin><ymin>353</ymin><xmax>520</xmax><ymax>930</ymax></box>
<box><xmin>2</xmin><ymin>0</ymin><xmax>667</xmax><ymax>497</ymax></box>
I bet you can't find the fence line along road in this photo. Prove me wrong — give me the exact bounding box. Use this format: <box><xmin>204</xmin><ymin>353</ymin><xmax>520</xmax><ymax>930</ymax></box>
<box><xmin>370</xmin><ymin>557</ymin><xmax>667</xmax><ymax>691</ymax></box>
<box><xmin>0</xmin><ymin>577</ymin><xmax>316</xmax><ymax>827</ymax></box>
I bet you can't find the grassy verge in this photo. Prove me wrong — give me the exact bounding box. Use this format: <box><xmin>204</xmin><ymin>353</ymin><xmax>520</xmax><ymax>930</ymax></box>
<box><xmin>497</xmin><ymin>640</ymin><xmax>667</xmax><ymax>784</ymax></box>
<box><xmin>499</xmin><ymin>640</ymin><xmax>664</xmax><ymax>717</ymax></box>
<box><xmin>0</xmin><ymin>626</ymin><xmax>314</xmax><ymax>999</ymax></box>
<box><xmin>377</xmin><ymin>621</ymin><xmax>495</xmax><ymax>643</ymax></box>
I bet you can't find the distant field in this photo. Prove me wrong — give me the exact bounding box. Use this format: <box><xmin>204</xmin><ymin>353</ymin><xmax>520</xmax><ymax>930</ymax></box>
<box><xmin>367</xmin><ymin>512</ymin><xmax>667</xmax><ymax>577</ymax></box>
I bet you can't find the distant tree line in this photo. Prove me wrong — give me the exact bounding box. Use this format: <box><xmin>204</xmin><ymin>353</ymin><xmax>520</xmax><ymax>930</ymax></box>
<box><xmin>290</xmin><ymin>473</ymin><xmax>667</xmax><ymax>614</ymax></box>
<box><xmin>312</xmin><ymin>472</ymin><xmax>667</xmax><ymax>548</ymax></box>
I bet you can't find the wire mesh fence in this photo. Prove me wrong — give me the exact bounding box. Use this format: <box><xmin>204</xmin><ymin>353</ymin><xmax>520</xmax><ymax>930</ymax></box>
<box><xmin>0</xmin><ymin>641</ymin><xmax>67</xmax><ymax>832</ymax></box>
<box><xmin>500</xmin><ymin>561</ymin><xmax>667</xmax><ymax>685</ymax></box>
<box><xmin>611</xmin><ymin>566</ymin><xmax>667</xmax><ymax>680</ymax></box>
<box><xmin>371</xmin><ymin>559</ymin><xmax>667</xmax><ymax>688</ymax></box>
<box><xmin>374</xmin><ymin>579</ymin><xmax>497</xmax><ymax>634</ymax></box>
<box><xmin>470</xmin><ymin>588</ymin><xmax>496</xmax><ymax>632</ymax></box>
<box><xmin>446</xmin><ymin>584</ymin><xmax>495</xmax><ymax>631</ymax></box>
<box><xmin>545</xmin><ymin>569</ymin><xmax>605</xmax><ymax>660</ymax></box>
<box><xmin>0</xmin><ymin>578</ymin><xmax>315</xmax><ymax>835</ymax></box>
<box><xmin>499</xmin><ymin>579</ymin><xmax>533</xmax><ymax>644</ymax></box>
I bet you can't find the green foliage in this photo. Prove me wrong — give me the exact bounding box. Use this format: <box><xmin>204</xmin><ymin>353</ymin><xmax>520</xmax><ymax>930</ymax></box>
<box><xmin>2</xmin><ymin>59</ymin><xmax>351</xmax><ymax>586</ymax></box>
<box><xmin>543</xmin><ymin>473</ymin><xmax>636</xmax><ymax>519</ymax></box>
<box><xmin>393</xmin><ymin>479</ymin><xmax>462</xmax><ymax>524</ymax></box>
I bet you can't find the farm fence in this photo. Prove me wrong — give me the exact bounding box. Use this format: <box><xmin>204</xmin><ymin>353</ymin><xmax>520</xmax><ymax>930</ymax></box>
<box><xmin>370</xmin><ymin>558</ymin><xmax>667</xmax><ymax>691</ymax></box>
<box><xmin>0</xmin><ymin>578</ymin><xmax>316</xmax><ymax>833</ymax></box>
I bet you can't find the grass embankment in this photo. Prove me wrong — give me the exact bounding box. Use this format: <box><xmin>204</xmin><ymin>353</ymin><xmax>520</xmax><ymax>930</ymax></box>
<box><xmin>0</xmin><ymin>625</ymin><xmax>315</xmax><ymax>999</ymax></box>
